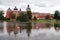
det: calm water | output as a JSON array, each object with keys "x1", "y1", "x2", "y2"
[{"x1": 0, "y1": 21, "x2": 60, "y2": 40}]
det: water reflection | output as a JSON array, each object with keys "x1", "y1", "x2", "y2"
[
  {"x1": 6, "y1": 22, "x2": 55, "y2": 37},
  {"x1": 7, "y1": 22, "x2": 19, "y2": 36},
  {"x1": 26, "y1": 23, "x2": 32, "y2": 37},
  {"x1": 54, "y1": 23, "x2": 60, "y2": 32},
  {"x1": 32, "y1": 23, "x2": 53, "y2": 29},
  {"x1": 0, "y1": 22, "x2": 4, "y2": 33},
  {"x1": 0, "y1": 21, "x2": 60, "y2": 38}
]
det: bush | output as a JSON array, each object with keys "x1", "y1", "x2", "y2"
[{"x1": 33, "y1": 16, "x2": 37, "y2": 20}]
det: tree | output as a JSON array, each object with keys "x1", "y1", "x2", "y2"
[
  {"x1": 33, "y1": 16, "x2": 37, "y2": 20},
  {"x1": 27, "y1": 11, "x2": 32, "y2": 20},
  {"x1": 0, "y1": 10, "x2": 4, "y2": 20},
  {"x1": 45, "y1": 15, "x2": 50, "y2": 20},
  {"x1": 16, "y1": 16, "x2": 20, "y2": 21},
  {"x1": 20, "y1": 13, "x2": 29, "y2": 22},
  {"x1": 54, "y1": 10, "x2": 60, "y2": 20}
]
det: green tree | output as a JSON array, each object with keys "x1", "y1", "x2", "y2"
[
  {"x1": 54, "y1": 10, "x2": 60, "y2": 20},
  {"x1": 27, "y1": 11, "x2": 32, "y2": 20},
  {"x1": 16, "y1": 16, "x2": 20, "y2": 21},
  {"x1": 20, "y1": 13, "x2": 29, "y2": 22},
  {"x1": 33, "y1": 16, "x2": 37, "y2": 20},
  {"x1": 45, "y1": 15, "x2": 50, "y2": 20},
  {"x1": 0, "y1": 10, "x2": 4, "y2": 20}
]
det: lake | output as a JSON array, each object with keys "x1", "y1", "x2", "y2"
[{"x1": 0, "y1": 21, "x2": 60, "y2": 40}]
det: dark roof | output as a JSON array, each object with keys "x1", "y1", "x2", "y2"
[
  {"x1": 27, "y1": 4, "x2": 30, "y2": 9},
  {"x1": 8, "y1": 8, "x2": 11, "y2": 10},
  {"x1": 14, "y1": 6, "x2": 18, "y2": 10}
]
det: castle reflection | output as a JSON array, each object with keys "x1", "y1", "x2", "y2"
[
  {"x1": 0, "y1": 21, "x2": 60, "y2": 38},
  {"x1": 6, "y1": 22, "x2": 55, "y2": 37}
]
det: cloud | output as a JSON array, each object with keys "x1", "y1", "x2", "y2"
[{"x1": 0, "y1": 0, "x2": 60, "y2": 14}]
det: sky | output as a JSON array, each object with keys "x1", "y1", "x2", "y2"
[{"x1": 0, "y1": 0, "x2": 60, "y2": 14}]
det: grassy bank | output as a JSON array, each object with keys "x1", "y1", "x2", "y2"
[
  {"x1": 4, "y1": 19, "x2": 60, "y2": 24},
  {"x1": 32, "y1": 19, "x2": 55, "y2": 23}
]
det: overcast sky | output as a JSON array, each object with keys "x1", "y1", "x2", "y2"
[{"x1": 0, "y1": 0, "x2": 60, "y2": 14}]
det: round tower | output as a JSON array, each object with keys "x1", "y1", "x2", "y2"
[
  {"x1": 26, "y1": 4, "x2": 31, "y2": 11},
  {"x1": 6, "y1": 8, "x2": 11, "y2": 19}
]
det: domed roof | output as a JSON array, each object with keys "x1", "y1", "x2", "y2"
[
  {"x1": 27, "y1": 4, "x2": 30, "y2": 9},
  {"x1": 14, "y1": 6, "x2": 18, "y2": 10},
  {"x1": 26, "y1": 4, "x2": 31, "y2": 11},
  {"x1": 27, "y1": 4, "x2": 29, "y2": 8},
  {"x1": 8, "y1": 8, "x2": 11, "y2": 10}
]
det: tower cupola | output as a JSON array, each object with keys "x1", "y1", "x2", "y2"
[
  {"x1": 26, "y1": 4, "x2": 31, "y2": 11},
  {"x1": 14, "y1": 6, "x2": 18, "y2": 10}
]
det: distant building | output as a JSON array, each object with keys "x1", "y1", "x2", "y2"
[
  {"x1": 32, "y1": 12, "x2": 54, "y2": 20},
  {"x1": 6, "y1": 5, "x2": 54, "y2": 20},
  {"x1": 6, "y1": 6, "x2": 21, "y2": 20}
]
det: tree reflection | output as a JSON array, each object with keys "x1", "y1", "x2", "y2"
[
  {"x1": 19, "y1": 22, "x2": 32, "y2": 37},
  {"x1": 54, "y1": 23, "x2": 60, "y2": 32},
  {"x1": 26, "y1": 22, "x2": 32, "y2": 38},
  {"x1": 0, "y1": 22, "x2": 4, "y2": 33},
  {"x1": 45, "y1": 23, "x2": 51, "y2": 28},
  {"x1": 19, "y1": 23, "x2": 27, "y2": 33},
  {"x1": 0, "y1": 27, "x2": 3, "y2": 32}
]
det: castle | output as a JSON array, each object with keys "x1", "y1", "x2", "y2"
[
  {"x1": 6, "y1": 5, "x2": 54, "y2": 20},
  {"x1": 6, "y1": 5, "x2": 31, "y2": 20}
]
